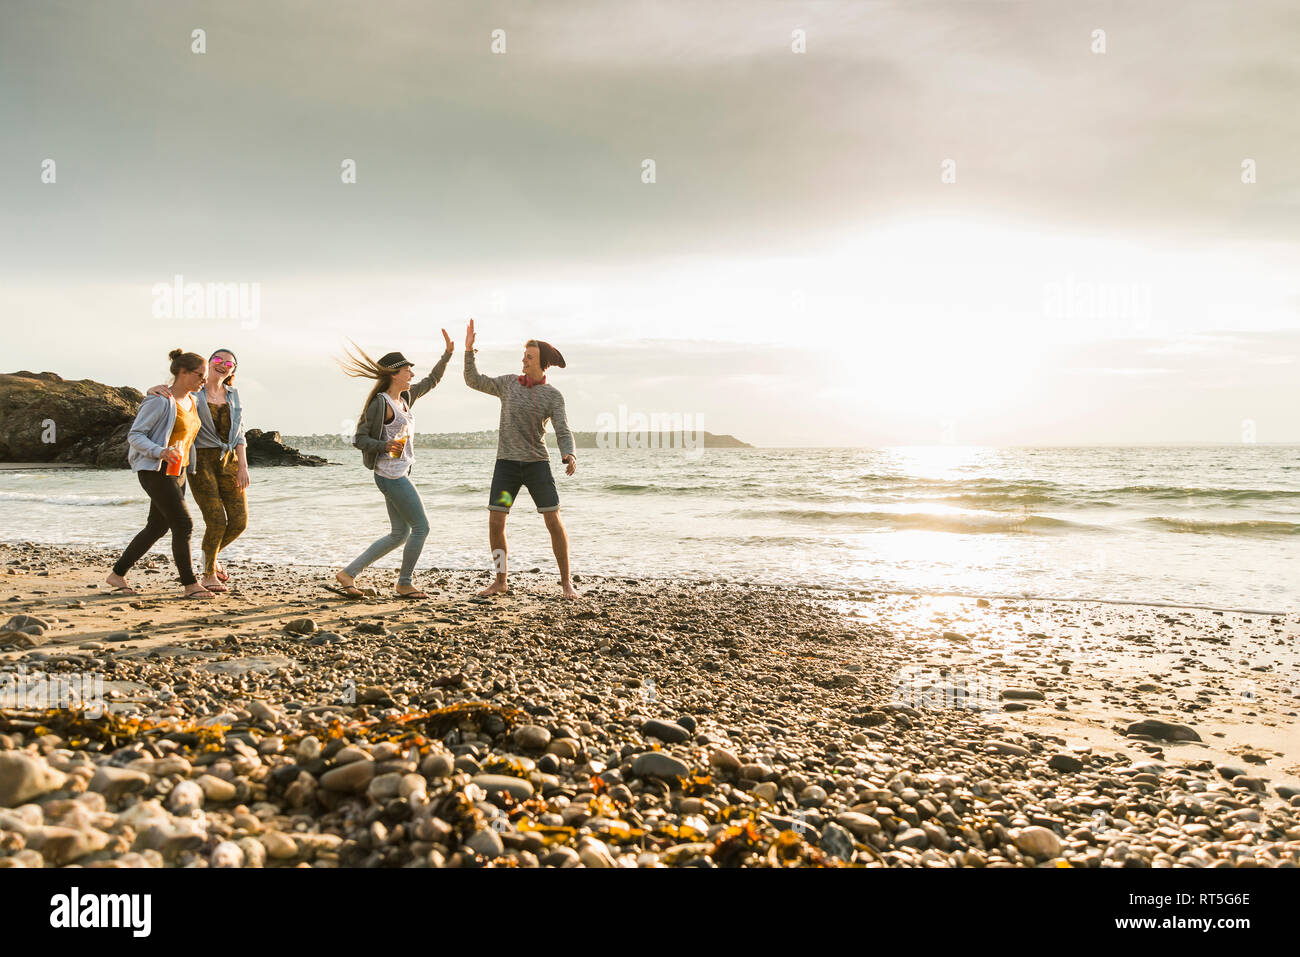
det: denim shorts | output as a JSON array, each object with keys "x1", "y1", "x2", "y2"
[{"x1": 489, "y1": 459, "x2": 559, "y2": 513}]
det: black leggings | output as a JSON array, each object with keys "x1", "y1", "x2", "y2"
[{"x1": 113, "y1": 470, "x2": 197, "y2": 586}]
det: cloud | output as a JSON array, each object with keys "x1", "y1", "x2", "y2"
[{"x1": 3, "y1": 0, "x2": 1298, "y2": 278}]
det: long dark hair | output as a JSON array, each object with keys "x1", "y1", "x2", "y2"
[
  {"x1": 210, "y1": 349, "x2": 237, "y2": 388},
  {"x1": 337, "y1": 340, "x2": 396, "y2": 420}
]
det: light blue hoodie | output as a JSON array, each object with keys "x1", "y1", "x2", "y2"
[{"x1": 125, "y1": 393, "x2": 184, "y2": 472}]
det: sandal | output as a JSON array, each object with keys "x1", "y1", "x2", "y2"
[
  {"x1": 107, "y1": 585, "x2": 140, "y2": 596},
  {"x1": 396, "y1": 590, "x2": 429, "y2": 600},
  {"x1": 181, "y1": 587, "x2": 215, "y2": 600},
  {"x1": 215, "y1": 565, "x2": 230, "y2": 583},
  {"x1": 324, "y1": 583, "x2": 366, "y2": 599}
]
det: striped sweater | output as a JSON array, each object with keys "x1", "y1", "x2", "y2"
[{"x1": 464, "y1": 350, "x2": 576, "y2": 462}]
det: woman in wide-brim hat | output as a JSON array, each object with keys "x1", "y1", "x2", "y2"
[{"x1": 329, "y1": 331, "x2": 454, "y2": 600}]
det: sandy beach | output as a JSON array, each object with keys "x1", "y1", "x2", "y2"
[{"x1": 1, "y1": 540, "x2": 1297, "y2": 868}]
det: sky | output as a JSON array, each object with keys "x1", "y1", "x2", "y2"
[{"x1": 1, "y1": 0, "x2": 1297, "y2": 446}]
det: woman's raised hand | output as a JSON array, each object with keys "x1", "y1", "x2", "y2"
[
  {"x1": 465, "y1": 318, "x2": 476, "y2": 352},
  {"x1": 441, "y1": 328, "x2": 455, "y2": 355}
]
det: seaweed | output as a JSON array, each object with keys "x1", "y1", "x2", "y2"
[
  {"x1": 0, "y1": 707, "x2": 228, "y2": 751},
  {"x1": 710, "y1": 820, "x2": 764, "y2": 867},
  {"x1": 681, "y1": 772, "x2": 713, "y2": 797},
  {"x1": 515, "y1": 819, "x2": 578, "y2": 846},
  {"x1": 768, "y1": 828, "x2": 835, "y2": 868},
  {"x1": 480, "y1": 755, "x2": 535, "y2": 776},
  {"x1": 0, "y1": 699, "x2": 526, "y2": 757}
]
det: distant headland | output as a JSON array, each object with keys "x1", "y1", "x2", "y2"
[{"x1": 280, "y1": 431, "x2": 754, "y2": 451}]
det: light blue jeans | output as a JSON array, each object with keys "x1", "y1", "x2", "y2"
[{"x1": 344, "y1": 473, "x2": 430, "y2": 586}]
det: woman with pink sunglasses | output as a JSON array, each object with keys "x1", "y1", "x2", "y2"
[{"x1": 146, "y1": 349, "x2": 249, "y2": 590}]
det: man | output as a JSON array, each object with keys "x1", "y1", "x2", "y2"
[{"x1": 464, "y1": 318, "x2": 580, "y2": 599}]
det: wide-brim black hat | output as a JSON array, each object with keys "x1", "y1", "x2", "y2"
[{"x1": 377, "y1": 351, "x2": 414, "y2": 370}]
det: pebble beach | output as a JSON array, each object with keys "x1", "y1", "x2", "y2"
[{"x1": 2, "y1": 541, "x2": 1298, "y2": 868}]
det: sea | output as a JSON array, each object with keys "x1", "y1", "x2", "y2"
[{"x1": 1, "y1": 446, "x2": 1297, "y2": 612}]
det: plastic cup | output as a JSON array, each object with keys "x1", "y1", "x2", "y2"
[{"x1": 165, "y1": 445, "x2": 183, "y2": 476}]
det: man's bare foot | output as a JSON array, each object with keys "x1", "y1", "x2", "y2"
[
  {"x1": 478, "y1": 578, "x2": 510, "y2": 597},
  {"x1": 182, "y1": 584, "x2": 215, "y2": 599},
  {"x1": 396, "y1": 585, "x2": 429, "y2": 599},
  {"x1": 105, "y1": 572, "x2": 139, "y2": 595},
  {"x1": 560, "y1": 581, "x2": 581, "y2": 600},
  {"x1": 201, "y1": 574, "x2": 227, "y2": 592}
]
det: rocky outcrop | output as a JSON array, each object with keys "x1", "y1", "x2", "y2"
[
  {"x1": 0, "y1": 371, "x2": 327, "y2": 468},
  {"x1": 243, "y1": 430, "x2": 328, "y2": 467},
  {"x1": 0, "y1": 372, "x2": 140, "y2": 467}
]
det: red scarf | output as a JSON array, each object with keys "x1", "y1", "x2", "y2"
[{"x1": 518, "y1": 374, "x2": 546, "y2": 387}]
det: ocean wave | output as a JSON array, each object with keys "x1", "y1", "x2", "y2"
[
  {"x1": 679, "y1": 534, "x2": 830, "y2": 546},
  {"x1": 1102, "y1": 485, "x2": 1300, "y2": 503},
  {"x1": 0, "y1": 491, "x2": 143, "y2": 507},
  {"x1": 602, "y1": 481, "x2": 761, "y2": 494},
  {"x1": 751, "y1": 508, "x2": 1086, "y2": 534},
  {"x1": 931, "y1": 492, "x2": 1057, "y2": 509},
  {"x1": 858, "y1": 477, "x2": 1300, "y2": 509},
  {"x1": 1142, "y1": 517, "x2": 1300, "y2": 537}
]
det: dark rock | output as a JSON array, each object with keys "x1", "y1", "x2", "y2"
[
  {"x1": 1124, "y1": 719, "x2": 1200, "y2": 742},
  {"x1": 631, "y1": 752, "x2": 689, "y2": 780},
  {"x1": 242, "y1": 429, "x2": 328, "y2": 468},
  {"x1": 641, "y1": 719, "x2": 690, "y2": 744},
  {"x1": 820, "y1": 821, "x2": 855, "y2": 861},
  {"x1": 1001, "y1": 688, "x2": 1045, "y2": 701},
  {"x1": 1048, "y1": 754, "x2": 1084, "y2": 773}
]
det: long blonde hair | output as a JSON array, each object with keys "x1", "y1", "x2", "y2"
[{"x1": 337, "y1": 340, "x2": 396, "y2": 421}]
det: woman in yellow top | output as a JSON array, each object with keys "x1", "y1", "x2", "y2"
[{"x1": 105, "y1": 349, "x2": 214, "y2": 599}]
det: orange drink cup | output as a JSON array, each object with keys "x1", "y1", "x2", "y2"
[
  {"x1": 165, "y1": 445, "x2": 183, "y2": 476},
  {"x1": 390, "y1": 434, "x2": 407, "y2": 458}
]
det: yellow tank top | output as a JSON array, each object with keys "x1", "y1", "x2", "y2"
[{"x1": 166, "y1": 395, "x2": 201, "y2": 467}]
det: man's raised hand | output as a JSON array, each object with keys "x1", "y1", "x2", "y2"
[
  {"x1": 441, "y1": 327, "x2": 454, "y2": 354},
  {"x1": 465, "y1": 318, "x2": 476, "y2": 352}
]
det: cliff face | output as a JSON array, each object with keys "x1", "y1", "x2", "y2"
[{"x1": 0, "y1": 371, "x2": 327, "y2": 468}]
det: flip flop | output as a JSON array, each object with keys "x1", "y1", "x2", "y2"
[
  {"x1": 215, "y1": 565, "x2": 230, "y2": 582},
  {"x1": 204, "y1": 582, "x2": 229, "y2": 593},
  {"x1": 180, "y1": 589, "x2": 215, "y2": 600},
  {"x1": 395, "y1": 590, "x2": 429, "y2": 600},
  {"x1": 107, "y1": 585, "x2": 140, "y2": 596},
  {"x1": 324, "y1": 583, "x2": 366, "y2": 599}
]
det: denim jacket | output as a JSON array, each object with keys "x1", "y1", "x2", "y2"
[{"x1": 192, "y1": 386, "x2": 246, "y2": 472}]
